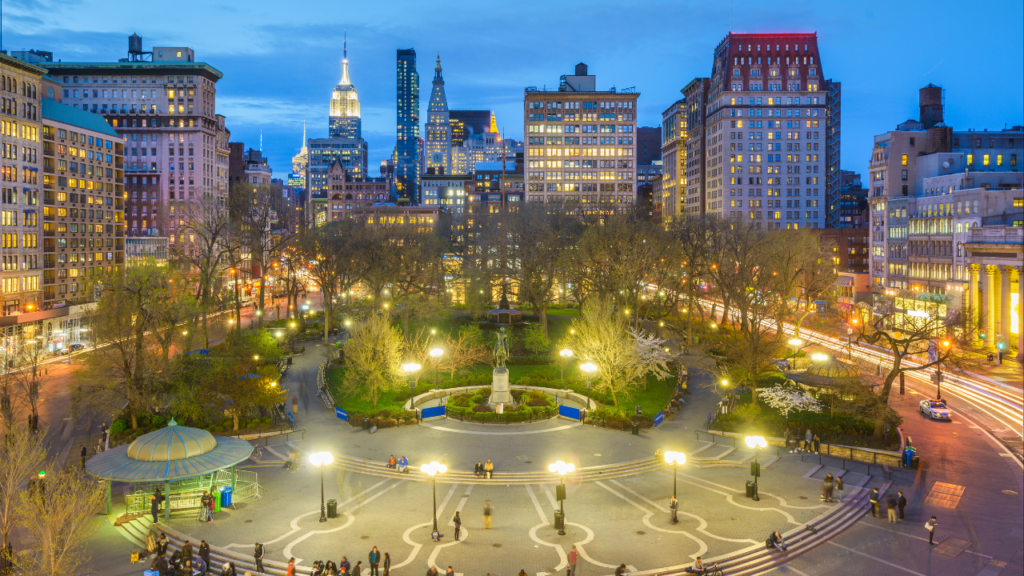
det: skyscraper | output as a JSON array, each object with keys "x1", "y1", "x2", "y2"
[
  {"x1": 329, "y1": 37, "x2": 361, "y2": 139},
  {"x1": 424, "y1": 55, "x2": 453, "y2": 176},
  {"x1": 396, "y1": 49, "x2": 420, "y2": 203}
]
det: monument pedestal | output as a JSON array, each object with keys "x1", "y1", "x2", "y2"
[{"x1": 489, "y1": 368, "x2": 512, "y2": 406}]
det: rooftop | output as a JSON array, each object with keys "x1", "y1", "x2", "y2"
[
  {"x1": 41, "y1": 61, "x2": 223, "y2": 80},
  {"x1": 41, "y1": 98, "x2": 120, "y2": 137}
]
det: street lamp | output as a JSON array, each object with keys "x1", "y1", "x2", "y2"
[
  {"x1": 420, "y1": 461, "x2": 448, "y2": 532},
  {"x1": 664, "y1": 451, "x2": 686, "y2": 497},
  {"x1": 745, "y1": 436, "x2": 767, "y2": 501},
  {"x1": 936, "y1": 339, "x2": 951, "y2": 399},
  {"x1": 559, "y1": 349, "x2": 573, "y2": 390},
  {"x1": 402, "y1": 363, "x2": 421, "y2": 390},
  {"x1": 580, "y1": 362, "x2": 597, "y2": 415},
  {"x1": 309, "y1": 451, "x2": 334, "y2": 522},
  {"x1": 811, "y1": 353, "x2": 828, "y2": 362},
  {"x1": 429, "y1": 348, "x2": 443, "y2": 390},
  {"x1": 548, "y1": 460, "x2": 575, "y2": 535}
]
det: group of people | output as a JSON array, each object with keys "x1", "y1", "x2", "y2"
[
  {"x1": 869, "y1": 488, "x2": 908, "y2": 523},
  {"x1": 145, "y1": 533, "x2": 211, "y2": 576},
  {"x1": 820, "y1": 473, "x2": 844, "y2": 503},
  {"x1": 473, "y1": 460, "x2": 495, "y2": 479},
  {"x1": 784, "y1": 428, "x2": 821, "y2": 454},
  {"x1": 385, "y1": 456, "x2": 409, "y2": 473},
  {"x1": 198, "y1": 491, "x2": 217, "y2": 522},
  {"x1": 295, "y1": 548, "x2": 389, "y2": 576}
]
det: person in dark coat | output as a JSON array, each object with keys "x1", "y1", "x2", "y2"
[
  {"x1": 897, "y1": 491, "x2": 907, "y2": 521},
  {"x1": 157, "y1": 533, "x2": 170, "y2": 557},
  {"x1": 182, "y1": 541, "x2": 194, "y2": 562},
  {"x1": 339, "y1": 556, "x2": 351, "y2": 574},
  {"x1": 325, "y1": 561, "x2": 338, "y2": 576},
  {"x1": 382, "y1": 553, "x2": 390, "y2": 576},
  {"x1": 886, "y1": 494, "x2": 898, "y2": 523},
  {"x1": 474, "y1": 462, "x2": 484, "y2": 477},
  {"x1": 869, "y1": 488, "x2": 880, "y2": 517},
  {"x1": 352, "y1": 561, "x2": 362, "y2": 576},
  {"x1": 152, "y1": 489, "x2": 163, "y2": 523},
  {"x1": 453, "y1": 511, "x2": 462, "y2": 541},
  {"x1": 198, "y1": 541, "x2": 211, "y2": 573},
  {"x1": 614, "y1": 564, "x2": 627, "y2": 576},
  {"x1": 369, "y1": 547, "x2": 381, "y2": 576},
  {"x1": 254, "y1": 543, "x2": 265, "y2": 575},
  {"x1": 444, "y1": 567, "x2": 454, "y2": 576},
  {"x1": 425, "y1": 567, "x2": 438, "y2": 576}
]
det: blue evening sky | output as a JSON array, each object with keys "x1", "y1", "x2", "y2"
[{"x1": 5, "y1": 0, "x2": 1022, "y2": 183}]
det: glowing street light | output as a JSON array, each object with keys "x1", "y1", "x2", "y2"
[
  {"x1": 811, "y1": 353, "x2": 828, "y2": 362},
  {"x1": 745, "y1": 436, "x2": 767, "y2": 501},
  {"x1": 664, "y1": 451, "x2": 686, "y2": 498},
  {"x1": 580, "y1": 362, "x2": 597, "y2": 415},
  {"x1": 788, "y1": 338, "x2": 803, "y2": 347},
  {"x1": 309, "y1": 452, "x2": 334, "y2": 522},
  {"x1": 402, "y1": 362, "x2": 421, "y2": 390},
  {"x1": 559, "y1": 349, "x2": 573, "y2": 390},
  {"x1": 548, "y1": 460, "x2": 575, "y2": 535},
  {"x1": 420, "y1": 461, "x2": 448, "y2": 532},
  {"x1": 429, "y1": 348, "x2": 444, "y2": 390}
]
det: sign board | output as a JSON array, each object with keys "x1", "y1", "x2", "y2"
[
  {"x1": 928, "y1": 341, "x2": 938, "y2": 363},
  {"x1": 558, "y1": 405, "x2": 581, "y2": 421},
  {"x1": 335, "y1": 407, "x2": 348, "y2": 421},
  {"x1": 287, "y1": 410, "x2": 295, "y2": 426},
  {"x1": 653, "y1": 411, "x2": 665, "y2": 427},
  {"x1": 421, "y1": 405, "x2": 446, "y2": 420}
]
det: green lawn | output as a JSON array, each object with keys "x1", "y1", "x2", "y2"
[
  {"x1": 545, "y1": 309, "x2": 580, "y2": 317},
  {"x1": 325, "y1": 367, "x2": 414, "y2": 415}
]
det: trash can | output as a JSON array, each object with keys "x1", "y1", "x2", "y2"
[
  {"x1": 362, "y1": 418, "x2": 371, "y2": 431},
  {"x1": 745, "y1": 481, "x2": 755, "y2": 498},
  {"x1": 553, "y1": 511, "x2": 565, "y2": 531},
  {"x1": 327, "y1": 499, "x2": 338, "y2": 518},
  {"x1": 220, "y1": 486, "x2": 232, "y2": 508},
  {"x1": 902, "y1": 446, "x2": 916, "y2": 467},
  {"x1": 910, "y1": 456, "x2": 920, "y2": 470},
  {"x1": 212, "y1": 488, "x2": 222, "y2": 513},
  {"x1": 287, "y1": 356, "x2": 293, "y2": 365},
  {"x1": 631, "y1": 421, "x2": 640, "y2": 436}
]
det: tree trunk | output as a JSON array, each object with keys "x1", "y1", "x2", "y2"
[
  {"x1": 257, "y1": 265, "x2": 267, "y2": 329},
  {"x1": 873, "y1": 365, "x2": 901, "y2": 437},
  {"x1": 720, "y1": 294, "x2": 732, "y2": 326},
  {"x1": 130, "y1": 410, "x2": 138, "y2": 431},
  {"x1": 232, "y1": 411, "x2": 239, "y2": 432},
  {"x1": 403, "y1": 308, "x2": 411, "y2": 345},
  {"x1": 538, "y1": 303, "x2": 549, "y2": 339},
  {"x1": 322, "y1": 298, "x2": 332, "y2": 345},
  {"x1": 610, "y1": 384, "x2": 619, "y2": 409}
]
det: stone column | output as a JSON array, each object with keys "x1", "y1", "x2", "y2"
[
  {"x1": 1000, "y1": 266, "x2": 1012, "y2": 354},
  {"x1": 1017, "y1": 267, "x2": 1024, "y2": 363},
  {"x1": 968, "y1": 264, "x2": 980, "y2": 346},
  {"x1": 984, "y1": 265, "x2": 997, "y2": 352}
]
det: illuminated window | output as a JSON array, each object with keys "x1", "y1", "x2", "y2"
[
  {"x1": 901, "y1": 154, "x2": 907, "y2": 166},
  {"x1": 983, "y1": 154, "x2": 990, "y2": 166}
]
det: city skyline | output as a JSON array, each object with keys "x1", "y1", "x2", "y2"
[{"x1": 4, "y1": 0, "x2": 1021, "y2": 181}]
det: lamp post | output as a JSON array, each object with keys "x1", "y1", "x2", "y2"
[
  {"x1": 429, "y1": 348, "x2": 443, "y2": 390},
  {"x1": 402, "y1": 363, "x2": 421, "y2": 390},
  {"x1": 559, "y1": 349, "x2": 573, "y2": 390},
  {"x1": 664, "y1": 451, "x2": 686, "y2": 497},
  {"x1": 745, "y1": 436, "x2": 766, "y2": 501},
  {"x1": 309, "y1": 452, "x2": 334, "y2": 522},
  {"x1": 548, "y1": 460, "x2": 575, "y2": 535},
  {"x1": 420, "y1": 461, "x2": 448, "y2": 532},
  {"x1": 580, "y1": 363, "x2": 597, "y2": 416},
  {"x1": 936, "y1": 339, "x2": 950, "y2": 399}
]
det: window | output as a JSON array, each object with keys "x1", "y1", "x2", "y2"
[{"x1": 901, "y1": 154, "x2": 907, "y2": 166}]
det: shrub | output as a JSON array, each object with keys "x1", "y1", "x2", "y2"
[
  {"x1": 110, "y1": 419, "x2": 128, "y2": 437},
  {"x1": 471, "y1": 404, "x2": 493, "y2": 413},
  {"x1": 526, "y1": 399, "x2": 550, "y2": 407},
  {"x1": 150, "y1": 415, "x2": 166, "y2": 427}
]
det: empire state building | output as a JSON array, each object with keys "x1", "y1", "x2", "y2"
[{"x1": 329, "y1": 38, "x2": 361, "y2": 139}]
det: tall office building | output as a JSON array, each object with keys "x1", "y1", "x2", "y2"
[
  {"x1": 637, "y1": 127, "x2": 662, "y2": 165},
  {"x1": 682, "y1": 78, "x2": 709, "y2": 216},
  {"x1": 329, "y1": 39, "x2": 361, "y2": 139},
  {"x1": 42, "y1": 36, "x2": 226, "y2": 242},
  {"x1": 695, "y1": 33, "x2": 841, "y2": 229},
  {"x1": 396, "y1": 49, "x2": 420, "y2": 203},
  {"x1": 424, "y1": 56, "x2": 453, "y2": 176},
  {"x1": 523, "y1": 63, "x2": 639, "y2": 208},
  {"x1": 658, "y1": 99, "x2": 686, "y2": 225}
]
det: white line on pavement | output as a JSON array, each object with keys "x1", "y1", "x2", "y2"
[
  {"x1": 524, "y1": 485, "x2": 569, "y2": 576},
  {"x1": 421, "y1": 423, "x2": 582, "y2": 435},
  {"x1": 956, "y1": 412, "x2": 1024, "y2": 470},
  {"x1": 826, "y1": 541, "x2": 927, "y2": 576},
  {"x1": 393, "y1": 483, "x2": 460, "y2": 571},
  {"x1": 596, "y1": 481, "x2": 708, "y2": 559},
  {"x1": 857, "y1": 521, "x2": 992, "y2": 558},
  {"x1": 610, "y1": 480, "x2": 758, "y2": 545}
]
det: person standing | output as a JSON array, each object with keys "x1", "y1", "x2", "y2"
[
  {"x1": 352, "y1": 561, "x2": 362, "y2": 576},
  {"x1": 340, "y1": 556, "x2": 351, "y2": 574},
  {"x1": 897, "y1": 491, "x2": 907, "y2": 521},
  {"x1": 567, "y1": 545, "x2": 578, "y2": 576},
  {"x1": 151, "y1": 489, "x2": 163, "y2": 524},
  {"x1": 669, "y1": 495, "x2": 679, "y2": 524},
  {"x1": 812, "y1": 434, "x2": 821, "y2": 454},
  {"x1": 452, "y1": 511, "x2": 462, "y2": 541},
  {"x1": 804, "y1": 429, "x2": 813, "y2": 452},
  {"x1": 821, "y1": 473, "x2": 834, "y2": 502},
  {"x1": 886, "y1": 495, "x2": 898, "y2": 523},
  {"x1": 199, "y1": 492, "x2": 209, "y2": 522},
  {"x1": 182, "y1": 541, "x2": 194, "y2": 563},
  {"x1": 869, "y1": 488, "x2": 880, "y2": 518},
  {"x1": 199, "y1": 541, "x2": 211, "y2": 573},
  {"x1": 80, "y1": 445, "x2": 88, "y2": 469},
  {"x1": 483, "y1": 501, "x2": 493, "y2": 529},
  {"x1": 369, "y1": 547, "x2": 380, "y2": 576},
  {"x1": 254, "y1": 543, "x2": 265, "y2": 575},
  {"x1": 834, "y1": 476, "x2": 844, "y2": 503},
  {"x1": 925, "y1": 516, "x2": 938, "y2": 545},
  {"x1": 287, "y1": 558, "x2": 296, "y2": 576},
  {"x1": 157, "y1": 533, "x2": 169, "y2": 557},
  {"x1": 382, "y1": 553, "x2": 390, "y2": 576},
  {"x1": 784, "y1": 428, "x2": 792, "y2": 452}
]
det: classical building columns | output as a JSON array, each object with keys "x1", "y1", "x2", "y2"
[
  {"x1": 1000, "y1": 266, "x2": 1012, "y2": 352},
  {"x1": 983, "y1": 265, "x2": 997, "y2": 353},
  {"x1": 1017, "y1": 267, "x2": 1024, "y2": 363},
  {"x1": 968, "y1": 264, "x2": 980, "y2": 345}
]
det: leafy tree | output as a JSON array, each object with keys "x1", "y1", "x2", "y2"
[
  {"x1": 522, "y1": 323, "x2": 551, "y2": 355},
  {"x1": 14, "y1": 463, "x2": 105, "y2": 576},
  {"x1": 0, "y1": 425, "x2": 46, "y2": 566},
  {"x1": 342, "y1": 312, "x2": 404, "y2": 411},
  {"x1": 206, "y1": 357, "x2": 283, "y2": 431},
  {"x1": 759, "y1": 384, "x2": 823, "y2": 423}
]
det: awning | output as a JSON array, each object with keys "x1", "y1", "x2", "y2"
[{"x1": 835, "y1": 275, "x2": 854, "y2": 287}]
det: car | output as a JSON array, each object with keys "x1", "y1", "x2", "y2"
[
  {"x1": 919, "y1": 399, "x2": 951, "y2": 420},
  {"x1": 59, "y1": 343, "x2": 86, "y2": 355}
]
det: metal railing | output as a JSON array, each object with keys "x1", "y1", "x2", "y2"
[{"x1": 317, "y1": 360, "x2": 335, "y2": 409}]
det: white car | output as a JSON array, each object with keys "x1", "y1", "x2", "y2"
[{"x1": 919, "y1": 399, "x2": 951, "y2": 420}]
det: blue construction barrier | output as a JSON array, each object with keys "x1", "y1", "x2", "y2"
[
  {"x1": 335, "y1": 407, "x2": 348, "y2": 421},
  {"x1": 421, "y1": 405, "x2": 446, "y2": 419},
  {"x1": 654, "y1": 411, "x2": 665, "y2": 427},
  {"x1": 558, "y1": 405, "x2": 582, "y2": 421}
]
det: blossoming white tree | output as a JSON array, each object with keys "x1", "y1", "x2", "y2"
[{"x1": 759, "y1": 384, "x2": 823, "y2": 422}]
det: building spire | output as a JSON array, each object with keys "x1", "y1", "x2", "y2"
[
  {"x1": 340, "y1": 32, "x2": 351, "y2": 85},
  {"x1": 434, "y1": 54, "x2": 443, "y2": 81}
]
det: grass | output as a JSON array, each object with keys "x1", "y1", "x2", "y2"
[
  {"x1": 545, "y1": 309, "x2": 580, "y2": 317},
  {"x1": 325, "y1": 367, "x2": 415, "y2": 415}
]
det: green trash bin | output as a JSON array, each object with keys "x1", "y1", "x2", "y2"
[
  {"x1": 212, "y1": 488, "x2": 222, "y2": 514},
  {"x1": 327, "y1": 499, "x2": 338, "y2": 518}
]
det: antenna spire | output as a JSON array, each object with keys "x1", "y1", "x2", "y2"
[{"x1": 344, "y1": 30, "x2": 347, "y2": 59}]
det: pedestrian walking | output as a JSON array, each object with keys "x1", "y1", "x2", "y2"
[
  {"x1": 254, "y1": 543, "x2": 265, "y2": 575},
  {"x1": 80, "y1": 445, "x2": 88, "y2": 469},
  {"x1": 925, "y1": 516, "x2": 938, "y2": 545},
  {"x1": 452, "y1": 511, "x2": 462, "y2": 541},
  {"x1": 869, "y1": 488, "x2": 880, "y2": 518},
  {"x1": 803, "y1": 429, "x2": 813, "y2": 452},
  {"x1": 288, "y1": 558, "x2": 296, "y2": 576},
  {"x1": 669, "y1": 495, "x2": 679, "y2": 524},
  {"x1": 567, "y1": 545, "x2": 579, "y2": 576},
  {"x1": 208, "y1": 490, "x2": 216, "y2": 522},
  {"x1": 483, "y1": 500, "x2": 493, "y2": 529},
  {"x1": 784, "y1": 428, "x2": 792, "y2": 452},
  {"x1": 834, "y1": 476, "x2": 844, "y2": 503},
  {"x1": 352, "y1": 561, "x2": 362, "y2": 576},
  {"x1": 444, "y1": 567, "x2": 454, "y2": 576},
  {"x1": 897, "y1": 491, "x2": 907, "y2": 521},
  {"x1": 369, "y1": 547, "x2": 380, "y2": 576},
  {"x1": 812, "y1": 434, "x2": 821, "y2": 454},
  {"x1": 382, "y1": 553, "x2": 390, "y2": 576},
  {"x1": 886, "y1": 495, "x2": 898, "y2": 523}
]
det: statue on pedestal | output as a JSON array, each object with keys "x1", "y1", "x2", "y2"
[{"x1": 493, "y1": 327, "x2": 509, "y2": 371}]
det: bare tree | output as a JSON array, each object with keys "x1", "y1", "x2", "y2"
[
  {"x1": 173, "y1": 196, "x2": 232, "y2": 347},
  {"x1": 0, "y1": 424, "x2": 47, "y2": 564},
  {"x1": 296, "y1": 221, "x2": 360, "y2": 343}
]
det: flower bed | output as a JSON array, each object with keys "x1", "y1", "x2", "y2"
[{"x1": 443, "y1": 388, "x2": 558, "y2": 424}]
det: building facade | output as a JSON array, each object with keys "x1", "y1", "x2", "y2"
[
  {"x1": 324, "y1": 159, "x2": 390, "y2": 223},
  {"x1": 658, "y1": 99, "x2": 686, "y2": 226},
  {"x1": 637, "y1": 126, "x2": 661, "y2": 165},
  {"x1": 329, "y1": 40, "x2": 361, "y2": 139},
  {"x1": 838, "y1": 170, "x2": 868, "y2": 228},
  {"x1": 702, "y1": 33, "x2": 840, "y2": 229},
  {"x1": 396, "y1": 49, "x2": 420, "y2": 203},
  {"x1": 523, "y1": 63, "x2": 639, "y2": 210},
  {"x1": 682, "y1": 78, "x2": 709, "y2": 216},
  {"x1": 424, "y1": 56, "x2": 453, "y2": 176},
  {"x1": 0, "y1": 54, "x2": 44, "y2": 316},
  {"x1": 40, "y1": 98, "x2": 125, "y2": 308},
  {"x1": 41, "y1": 36, "x2": 225, "y2": 242}
]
